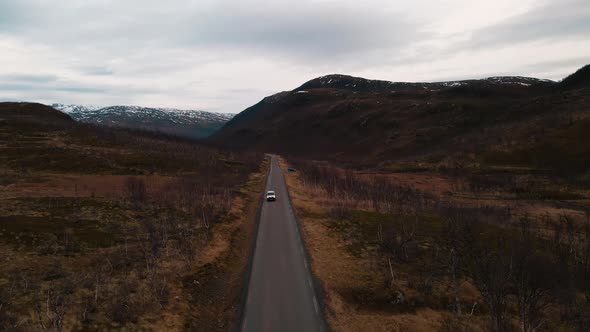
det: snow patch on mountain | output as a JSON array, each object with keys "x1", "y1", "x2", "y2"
[
  {"x1": 53, "y1": 104, "x2": 233, "y2": 123},
  {"x1": 51, "y1": 104, "x2": 235, "y2": 138},
  {"x1": 300, "y1": 74, "x2": 556, "y2": 93}
]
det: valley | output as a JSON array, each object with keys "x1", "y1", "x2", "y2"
[
  {"x1": 216, "y1": 65, "x2": 590, "y2": 331},
  {"x1": 2, "y1": 64, "x2": 590, "y2": 331},
  {"x1": 3, "y1": 1, "x2": 589, "y2": 331}
]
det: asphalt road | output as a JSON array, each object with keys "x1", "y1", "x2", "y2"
[{"x1": 241, "y1": 156, "x2": 324, "y2": 332}]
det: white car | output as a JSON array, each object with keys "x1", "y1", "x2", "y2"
[{"x1": 266, "y1": 191, "x2": 276, "y2": 201}]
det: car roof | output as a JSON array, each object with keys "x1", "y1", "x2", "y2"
[{"x1": 267, "y1": 191, "x2": 275, "y2": 194}]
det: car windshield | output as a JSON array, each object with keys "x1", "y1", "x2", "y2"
[{"x1": 267, "y1": 191, "x2": 275, "y2": 195}]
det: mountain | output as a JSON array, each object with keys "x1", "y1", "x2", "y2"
[
  {"x1": 294, "y1": 74, "x2": 554, "y2": 92},
  {"x1": 1, "y1": 102, "x2": 75, "y2": 127},
  {"x1": 559, "y1": 64, "x2": 590, "y2": 89},
  {"x1": 211, "y1": 65, "x2": 590, "y2": 172},
  {"x1": 52, "y1": 104, "x2": 234, "y2": 139}
]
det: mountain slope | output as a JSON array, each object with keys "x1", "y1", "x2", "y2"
[
  {"x1": 53, "y1": 104, "x2": 234, "y2": 139},
  {"x1": 1, "y1": 102, "x2": 75, "y2": 126},
  {"x1": 559, "y1": 64, "x2": 590, "y2": 89},
  {"x1": 212, "y1": 66, "x2": 590, "y2": 172}
]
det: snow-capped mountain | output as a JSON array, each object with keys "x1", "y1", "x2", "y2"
[
  {"x1": 52, "y1": 104, "x2": 234, "y2": 139},
  {"x1": 296, "y1": 74, "x2": 556, "y2": 92}
]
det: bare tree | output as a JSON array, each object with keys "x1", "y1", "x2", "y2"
[
  {"x1": 513, "y1": 252, "x2": 551, "y2": 332},
  {"x1": 381, "y1": 215, "x2": 417, "y2": 263},
  {"x1": 472, "y1": 251, "x2": 511, "y2": 332},
  {"x1": 583, "y1": 210, "x2": 590, "y2": 272},
  {"x1": 448, "y1": 248, "x2": 462, "y2": 316},
  {"x1": 512, "y1": 217, "x2": 551, "y2": 331},
  {"x1": 125, "y1": 177, "x2": 147, "y2": 205},
  {"x1": 0, "y1": 277, "x2": 24, "y2": 331},
  {"x1": 35, "y1": 288, "x2": 68, "y2": 332}
]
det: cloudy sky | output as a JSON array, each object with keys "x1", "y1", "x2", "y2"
[{"x1": 0, "y1": 0, "x2": 589, "y2": 113}]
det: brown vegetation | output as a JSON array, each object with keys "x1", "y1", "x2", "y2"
[
  {"x1": 0, "y1": 102, "x2": 266, "y2": 331},
  {"x1": 283, "y1": 158, "x2": 590, "y2": 331}
]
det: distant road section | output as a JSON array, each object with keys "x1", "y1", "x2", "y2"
[{"x1": 241, "y1": 156, "x2": 324, "y2": 332}]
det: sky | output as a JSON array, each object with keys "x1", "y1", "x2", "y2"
[{"x1": 0, "y1": 0, "x2": 589, "y2": 113}]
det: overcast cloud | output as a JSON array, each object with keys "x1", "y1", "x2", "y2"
[{"x1": 0, "y1": 0, "x2": 589, "y2": 113}]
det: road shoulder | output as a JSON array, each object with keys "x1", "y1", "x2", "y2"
[{"x1": 182, "y1": 157, "x2": 270, "y2": 331}]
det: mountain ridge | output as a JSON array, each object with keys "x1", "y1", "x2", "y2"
[
  {"x1": 211, "y1": 65, "x2": 590, "y2": 171},
  {"x1": 294, "y1": 73, "x2": 555, "y2": 92},
  {"x1": 52, "y1": 104, "x2": 234, "y2": 139}
]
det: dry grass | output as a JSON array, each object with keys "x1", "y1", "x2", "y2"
[
  {"x1": 0, "y1": 164, "x2": 267, "y2": 331},
  {"x1": 0, "y1": 174, "x2": 180, "y2": 200},
  {"x1": 0, "y1": 104, "x2": 266, "y2": 331},
  {"x1": 282, "y1": 157, "x2": 590, "y2": 332},
  {"x1": 280, "y1": 158, "x2": 486, "y2": 331},
  {"x1": 327, "y1": 164, "x2": 589, "y2": 232},
  {"x1": 180, "y1": 158, "x2": 269, "y2": 331}
]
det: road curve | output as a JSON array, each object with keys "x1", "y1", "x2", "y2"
[{"x1": 241, "y1": 156, "x2": 324, "y2": 332}]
